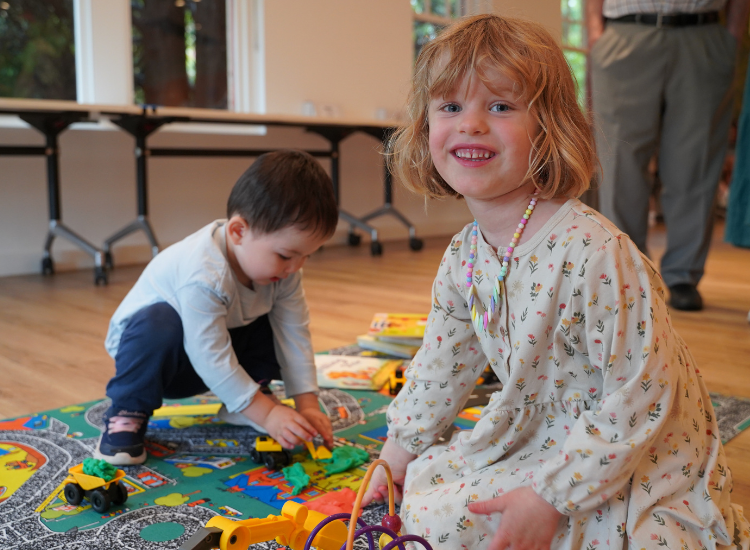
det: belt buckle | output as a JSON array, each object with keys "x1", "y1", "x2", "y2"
[{"x1": 656, "y1": 12, "x2": 663, "y2": 28}]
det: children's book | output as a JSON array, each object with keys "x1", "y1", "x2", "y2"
[
  {"x1": 368, "y1": 313, "x2": 428, "y2": 339},
  {"x1": 356, "y1": 335, "x2": 420, "y2": 359},
  {"x1": 314, "y1": 354, "x2": 403, "y2": 390}
]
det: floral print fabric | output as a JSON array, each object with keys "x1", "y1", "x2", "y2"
[{"x1": 387, "y1": 199, "x2": 749, "y2": 549}]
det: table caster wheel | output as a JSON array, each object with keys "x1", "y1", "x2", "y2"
[
  {"x1": 409, "y1": 238, "x2": 423, "y2": 251},
  {"x1": 348, "y1": 232, "x2": 361, "y2": 246},
  {"x1": 41, "y1": 257, "x2": 55, "y2": 276}
]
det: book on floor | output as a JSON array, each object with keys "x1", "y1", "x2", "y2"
[
  {"x1": 356, "y1": 334, "x2": 420, "y2": 359},
  {"x1": 368, "y1": 313, "x2": 428, "y2": 340},
  {"x1": 314, "y1": 354, "x2": 403, "y2": 391}
]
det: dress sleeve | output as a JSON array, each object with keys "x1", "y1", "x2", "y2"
[
  {"x1": 387, "y1": 241, "x2": 489, "y2": 455},
  {"x1": 534, "y1": 235, "x2": 680, "y2": 514},
  {"x1": 176, "y1": 283, "x2": 261, "y2": 413},
  {"x1": 267, "y1": 271, "x2": 318, "y2": 398}
]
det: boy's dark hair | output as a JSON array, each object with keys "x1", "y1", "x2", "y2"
[{"x1": 227, "y1": 150, "x2": 339, "y2": 238}]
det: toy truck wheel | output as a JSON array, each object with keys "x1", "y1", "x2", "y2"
[
  {"x1": 263, "y1": 453, "x2": 278, "y2": 470},
  {"x1": 90, "y1": 488, "x2": 111, "y2": 513},
  {"x1": 283, "y1": 450, "x2": 292, "y2": 466},
  {"x1": 250, "y1": 449, "x2": 261, "y2": 463},
  {"x1": 110, "y1": 481, "x2": 128, "y2": 506},
  {"x1": 64, "y1": 482, "x2": 83, "y2": 506}
]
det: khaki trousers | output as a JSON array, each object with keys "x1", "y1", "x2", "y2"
[{"x1": 591, "y1": 21, "x2": 735, "y2": 287}]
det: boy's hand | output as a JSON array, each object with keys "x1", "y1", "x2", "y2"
[
  {"x1": 263, "y1": 404, "x2": 317, "y2": 449},
  {"x1": 241, "y1": 391, "x2": 315, "y2": 449},
  {"x1": 467, "y1": 487, "x2": 563, "y2": 550},
  {"x1": 293, "y1": 392, "x2": 333, "y2": 448},
  {"x1": 298, "y1": 408, "x2": 333, "y2": 448},
  {"x1": 361, "y1": 438, "x2": 417, "y2": 506}
]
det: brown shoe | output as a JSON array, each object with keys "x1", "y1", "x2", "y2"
[{"x1": 668, "y1": 284, "x2": 703, "y2": 311}]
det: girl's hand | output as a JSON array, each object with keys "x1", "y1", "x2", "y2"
[
  {"x1": 467, "y1": 487, "x2": 563, "y2": 550},
  {"x1": 361, "y1": 439, "x2": 417, "y2": 506}
]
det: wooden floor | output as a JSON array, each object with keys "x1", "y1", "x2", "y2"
[{"x1": 1, "y1": 222, "x2": 749, "y2": 510}]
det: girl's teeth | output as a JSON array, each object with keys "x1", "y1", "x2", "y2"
[{"x1": 456, "y1": 150, "x2": 492, "y2": 159}]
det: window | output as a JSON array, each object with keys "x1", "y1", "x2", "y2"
[
  {"x1": 411, "y1": 0, "x2": 469, "y2": 59},
  {"x1": 132, "y1": 0, "x2": 228, "y2": 109},
  {"x1": 0, "y1": 0, "x2": 76, "y2": 100},
  {"x1": 561, "y1": 0, "x2": 587, "y2": 106}
]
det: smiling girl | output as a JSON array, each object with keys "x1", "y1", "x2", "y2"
[{"x1": 362, "y1": 14, "x2": 749, "y2": 550}]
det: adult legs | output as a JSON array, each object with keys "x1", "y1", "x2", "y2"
[
  {"x1": 591, "y1": 23, "x2": 668, "y2": 255},
  {"x1": 658, "y1": 24, "x2": 735, "y2": 290}
]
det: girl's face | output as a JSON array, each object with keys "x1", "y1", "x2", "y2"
[{"x1": 428, "y1": 69, "x2": 539, "y2": 206}]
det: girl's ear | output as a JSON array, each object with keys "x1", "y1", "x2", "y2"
[{"x1": 226, "y1": 215, "x2": 248, "y2": 245}]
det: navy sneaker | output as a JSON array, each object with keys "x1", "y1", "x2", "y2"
[{"x1": 94, "y1": 407, "x2": 149, "y2": 465}]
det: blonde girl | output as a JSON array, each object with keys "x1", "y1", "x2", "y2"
[{"x1": 363, "y1": 13, "x2": 748, "y2": 550}]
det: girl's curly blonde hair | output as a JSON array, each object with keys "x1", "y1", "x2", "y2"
[{"x1": 388, "y1": 13, "x2": 597, "y2": 200}]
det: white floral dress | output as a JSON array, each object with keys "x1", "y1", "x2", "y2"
[{"x1": 387, "y1": 199, "x2": 749, "y2": 549}]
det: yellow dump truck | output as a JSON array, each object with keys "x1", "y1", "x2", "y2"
[{"x1": 63, "y1": 463, "x2": 128, "y2": 513}]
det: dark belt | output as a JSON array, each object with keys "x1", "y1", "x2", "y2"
[{"x1": 606, "y1": 11, "x2": 720, "y2": 27}]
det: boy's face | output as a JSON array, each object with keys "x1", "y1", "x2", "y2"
[
  {"x1": 226, "y1": 217, "x2": 329, "y2": 287},
  {"x1": 427, "y1": 68, "x2": 539, "y2": 206}
]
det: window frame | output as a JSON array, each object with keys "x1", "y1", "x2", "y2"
[{"x1": 71, "y1": 0, "x2": 265, "y2": 113}]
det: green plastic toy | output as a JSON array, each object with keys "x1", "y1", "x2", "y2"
[
  {"x1": 281, "y1": 462, "x2": 311, "y2": 495},
  {"x1": 321, "y1": 446, "x2": 369, "y2": 475},
  {"x1": 82, "y1": 457, "x2": 118, "y2": 482}
]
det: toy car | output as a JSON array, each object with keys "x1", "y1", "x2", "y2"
[
  {"x1": 388, "y1": 367, "x2": 405, "y2": 396},
  {"x1": 250, "y1": 436, "x2": 292, "y2": 470},
  {"x1": 63, "y1": 463, "x2": 128, "y2": 513}
]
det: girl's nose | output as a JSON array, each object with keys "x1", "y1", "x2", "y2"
[{"x1": 458, "y1": 110, "x2": 488, "y2": 135}]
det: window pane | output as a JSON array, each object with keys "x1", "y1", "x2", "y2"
[
  {"x1": 561, "y1": 0, "x2": 584, "y2": 21},
  {"x1": 562, "y1": 21, "x2": 585, "y2": 49},
  {"x1": 132, "y1": 0, "x2": 227, "y2": 109},
  {"x1": 414, "y1": 20, "x2": 442, "y2": 60},
  {"x1": 450, "y1": 0, "x2": 465, "y2": 18},
  {"x1": 0, "y1": 0, "x2": 76, "y2": 100},
  {"x1": 431, "y1": 0, "x2": 449, "y2": 17},
  {"x1": 564, "y1": 49, "x2": 587, "y2": 107},
  {"x1": 411, "y1": 0, "x2": 425, "y2": 14}
]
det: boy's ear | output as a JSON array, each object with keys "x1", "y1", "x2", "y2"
[{"x1": 226, "y1": 215, "x2": 248, "y2": 245}]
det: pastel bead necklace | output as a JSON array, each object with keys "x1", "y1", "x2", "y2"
[{"x1": 467, "y1": 193, "x2": 538, "y2": 331}]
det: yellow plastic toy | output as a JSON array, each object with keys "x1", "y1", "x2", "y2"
[
  {"x1": 305, "y1": 440, "x2": 332, "y2": 460},
  {"x1": 179, "y1": 500, "x2": 347, "y2": 550},
  {"x1": 249, "y1": 436, "x2": 292, "y2": 470},
  {"x1": 63, "y1": 463, "x2": 128, "y2": 513}
]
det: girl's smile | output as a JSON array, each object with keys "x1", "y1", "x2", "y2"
[{"x1": 428, "y1": 69, "x2": 539, "y2": 206}]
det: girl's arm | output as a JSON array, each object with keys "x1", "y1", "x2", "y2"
[
  {"x1": 386, "y1": 237, "x2": 489, "y2": 456},
  {"x1": 534, "y1": 236, "x2": 680, "y2": 514}
]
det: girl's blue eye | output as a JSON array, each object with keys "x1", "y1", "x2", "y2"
[
  {"x1": 490, "y1": 103, "x2": 510, "y2": 112},
  {"x1": 442, "y1": 103, "x2": 461, "y2": 113}
]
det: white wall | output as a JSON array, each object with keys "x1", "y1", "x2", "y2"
[
  {"x1": 264, "y1": 0, "x2": 414, "y2": 120},
  {"x1": 0, "y1": 0, "x2": 565, "y2": 278},
  {"x1": 493, "y1": 0, "x2": 562, "y2": 40}
]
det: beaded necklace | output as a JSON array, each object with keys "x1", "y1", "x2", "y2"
[{"x1": 467, "y1": 194, "x2": 538, "y2": 331}]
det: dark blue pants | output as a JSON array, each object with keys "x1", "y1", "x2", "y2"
[{"x1": 106, "y1": 302, "x2": 281, "y2": 414}]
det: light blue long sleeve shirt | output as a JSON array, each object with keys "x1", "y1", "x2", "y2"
[{"x1": 105, "y1": 220, "x2": 318, "y2": 413}]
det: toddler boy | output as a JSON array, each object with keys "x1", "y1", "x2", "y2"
[{"x1": 96, "y1": 150, "x2": 338, "y2": 464}]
